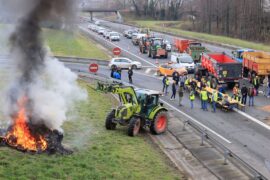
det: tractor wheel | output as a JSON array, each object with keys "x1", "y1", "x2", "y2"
[
  {"x1": 105, "y1": 110, "x2": 117, "y2": 130},
  {"x1": 128, "y1": 117, "x2": 141, "y2": 137},
  {"x1": 150, "y1": 111, "x2": 168, "y2": 135}
]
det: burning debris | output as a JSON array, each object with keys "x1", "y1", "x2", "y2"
[{"x1": 0, "y1": 0, "x2": 87, "y2": 154}]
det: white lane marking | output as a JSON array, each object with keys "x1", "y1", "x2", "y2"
[
  {"x1": 145, "y1": 68, "x2": 152, "y2": 74},
  {"x1": 80, "y1": 27, "x2": 157, "y2": 68},
  {"x1": 234, "y1": 108, "x2": 270, "y2": 130},
  {"x1": 161, "y1": 100, "x2": 232, "y2": 144}
]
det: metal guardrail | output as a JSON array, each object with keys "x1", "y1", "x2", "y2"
[
  {"x1": 181, "y1": 120, "x2": 267, "y2": 180},
  {"x1": 78, "y1": 72, "x2": 267, "y2": 180}
]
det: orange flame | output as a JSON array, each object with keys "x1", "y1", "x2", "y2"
[{"x1": 5, "y1": 97, "x2": 47, "y2": 152}]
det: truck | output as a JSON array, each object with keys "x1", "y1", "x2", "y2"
[
  {"x1": 186, "y1": 42, "x2": 206, "y2": 63},
  {"x1": 242, "y1": 51, "x2": 270, "y2": 79},
  {"x1": 148, "y1": 38, "x2": 168, "y2": 59},
  {"x1": 232, "y1": 49, "x2": 254, "y2": 63},
  {"x1": 195, "y1": 52, "x2": 242, "y2": 88},
  {"x1": 174, "y1": 39, "x2": 195, "y2": 53}
]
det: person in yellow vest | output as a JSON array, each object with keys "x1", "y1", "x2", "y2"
[
  {"x1": 206, "y1": 79, "x2": 211, "y2": 88},
  {"x1": 184, "y1": 77, "x2": 189, "y2": 91},
  {"x1": 189, "y1": 90, "x2": 195, "y2": 109},
  {"x1": 211, "y1": 90, "x2": 218, "y2": 113},
  {"x1": 200, "y1": 88, "x2": 208, "y2": 111},
  {"x1": 165, "y1": 77, "x2": 170, "y2": 95},
  {"x1": 233, "y1": 84, "x2": 239, "y2": 100}
]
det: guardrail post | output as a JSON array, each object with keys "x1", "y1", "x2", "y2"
[
  {"x1": 223, "y1": 150, "x2": 230, "y2": 165},
  {"x1": 200, "y1": 130, "x2": 207, "y2": 146},
  {"x1": 182, "y1": 120, "x2": 189, "y2": 131}
]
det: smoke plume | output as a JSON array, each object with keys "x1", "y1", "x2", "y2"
[{"x1": 3, "y1": 0, "x2": 87, "y2": 131}]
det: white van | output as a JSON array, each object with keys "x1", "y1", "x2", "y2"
[{"x1": 171, "y1": 52, "x2": 195, "y2": 73}]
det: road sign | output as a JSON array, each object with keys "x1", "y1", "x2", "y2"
[
  {"x1": 113, "y1": 47, "x2": 121, "y2": 56},
  {"x1": 89, "y1": 63, "x2": 99, "y2": 73}
]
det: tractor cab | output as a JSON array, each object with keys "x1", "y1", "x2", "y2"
[{"x1": 135, "y1": 88, "x2": 161, "y2": 117}]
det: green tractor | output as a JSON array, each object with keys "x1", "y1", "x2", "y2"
[
  {"x1": 148, "y1": 38, "x2": 168, "y2": 59},
  {"x1": 97, "y1": 82, "x2": 168, "y2": 136}
]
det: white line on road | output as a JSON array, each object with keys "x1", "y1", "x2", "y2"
[
  {"x1": 161, "y1": 100, "x2": 232, "y2": 144},
  {"x1": 234, "y1": 108, "x2": 270, "y2": 130}
]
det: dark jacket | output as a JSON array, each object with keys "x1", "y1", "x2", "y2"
[
  {"x1": 241, "y1": 86, "x2": 248, "y2": 96},
  {"x1": 162, "y1": 76, "x2": 166, "y2": 84},
  {"x1": 172, "y1": 83, "x2": 176, "y2": 92},
  {"x1": 128, "y1": 69, "x2": 133, "y2": 77}
]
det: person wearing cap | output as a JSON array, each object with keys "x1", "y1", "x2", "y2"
[{"x1": 211, "y1": 90, "x2": 218, "y2": 113}]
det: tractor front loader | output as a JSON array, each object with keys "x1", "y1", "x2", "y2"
[{"x1": 97, "y1": 81, "x2": 169, "y2": 137}]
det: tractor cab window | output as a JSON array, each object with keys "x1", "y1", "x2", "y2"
[
  {"x1": 146, "y1": 95, "x2": 158, "y2": 106},
  {"x1": 153, "y1": 40, "x2": 162, "y2": 46},
  {"x1": 124, "y1": 93, "x2": 136, "y2": 104}
]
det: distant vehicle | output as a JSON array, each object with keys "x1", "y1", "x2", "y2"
[
  {"x1": 124, "y1": 29, "x2": 138, "y2": 39},
  {"x1": 109, "y1": 57, "x2": 142, "y2": 70},
  {"x1": 132, "y1": 33, "x2": 147, "y2": 46},
  {"x1": 98, "y1": 28, "x2": 106, "y2": 35},
  {"x1": 148, "y1": 38, "x2": 168, "y2": 59},
  {"x1": 175, "y1": 39, "x2": 195, "y2": 53},
  {"x1": 186, "y1": 42, "x2": 206, "y2": 63},
  {"x1": 171, "y1": 52, "x2": 195, "y2": 73},
  {"x1": 94, "y1": 20, "x2": 100, "y2": 26},
  {"x1": 232, "y1": 49, "x2": 254, "y2": 63},
  {"x1": 97, "y1": 27, "x2": 105, "y2": 34},
  {"x1": 104, "y1": 30, "x2": 112, "y2": 39},
  {"x1": 109, "y1": 32, "x2": 120, "y2": 41},
  {"x1": 157, "y1": 63, "x2": 188, "y2": 76},
  {"x1": 163, "y1": 40, "x2": 172, "y2": 52}
]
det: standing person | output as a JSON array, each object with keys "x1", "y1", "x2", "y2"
[
  {"x1": 179, "y1": 75, "x2": 185, "y2": 88},
  {"x1": 171, "y1": 81, "x2": 177, "y2": 100},
  {"x1": 178, "y1": 85, "x2": 184, "y2": 106},
  {"x1": 165, "y1": 77, "x2": 170, "y2": 95},
  {"x1": 200, "y1": 88, "x2": 208, "y2": 111},
  {"x1": 162, "y1": 75, "x2": 167, "y2": 94},
  {"x1": 128, "y1": 67, "x2": 133, "y2": 84},
  {"x1": 241, "y1": 85, "x2": 248, "y2": 105},
  {"x1": 253, "y1": 76, "x2": 260, "y2": 96},
  {"x1": 189, "y1": 90, "x2": 195, "y2": 109},
  {"x1": 211, "y1": 90, "x2": 218, "y2": 113},
  {"x1": 263, "y1": 76, "x2": 268, "y2": 97},
  {"x1": 110, "y1": 67, "x2": 115, "y2": 78},
  {"x1": 172, "y1": 71, "x2": 180, "y2": 86},
  {"x1": 248, "y1": 85, "x2": 255, "y2": 106}
]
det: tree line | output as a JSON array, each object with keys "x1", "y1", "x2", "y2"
[{"x1": 108, "y1": 0, "x2": 270, "y2": 42}]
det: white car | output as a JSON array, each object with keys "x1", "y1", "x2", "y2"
[
  {"x1": 109, "y1": 32, "x2": 120, "y2": 41},
  {"x1": 109, "y1": 57, "x2": 142, "y2": 70},
  {"x1": 171, "y1": 52, "x2": 195, "y2": 73},
  {"x1": 164, "y1": 40, "x2": 172, "y2": 52}
]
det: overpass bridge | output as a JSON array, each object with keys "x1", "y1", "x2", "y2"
[{"x1": 81, "y1": 7, "x2": 122, "y2": 22}]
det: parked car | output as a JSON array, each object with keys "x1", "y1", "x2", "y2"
[
  {"x1": 109, "y1": 57, "x2": 142, "y2": 70},
  {"x1": 171, "y1": 52, "x2": 195, "y2": 73},
  {"x1": 109, "y1": 32, "x2": 120, "y2": 41},
  {"x1": 157, "y1": 63, "x2": 188, "y2": 76}
]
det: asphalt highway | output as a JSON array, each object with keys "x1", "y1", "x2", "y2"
[{"x1": 78, "y1": 20, "x2": 270, "y2": 177}]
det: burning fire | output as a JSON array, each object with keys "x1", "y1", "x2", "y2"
[{"x1": 5, "y1": 97, "x2": 47, "y2": 152}]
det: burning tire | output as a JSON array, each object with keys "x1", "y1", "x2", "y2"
[
  {"x1": 128, "y1": 117, "x2": 141, "y2": 136},
  {"x1": 150, "y1": 111, "x2": 168, "y2": 135},
  {"x1": 105, "y1": 110, "x2": 117, "y2": 130}
]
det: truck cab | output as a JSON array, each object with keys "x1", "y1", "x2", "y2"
[{"x1": 232, "y1": 49, "x2": 254, "y2": 63}]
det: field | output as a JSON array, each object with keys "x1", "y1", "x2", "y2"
[
  {"x1": 0, "y1": 81, "x2": 183, "y2": 179},
  {"x1": 125, "y1": 19, "x2": 270, "y2": 52}
]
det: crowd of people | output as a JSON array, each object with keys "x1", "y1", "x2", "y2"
[{"x1": 161, "y1": 72, "x2": 270, "y2": 112}]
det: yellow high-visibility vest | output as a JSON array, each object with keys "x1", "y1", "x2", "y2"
[
  {"x1": 201, "y1": 90, "x2": 208, "y2": 101},
  {"x1": 212, "y1": 92, "x2": 218, "y2": 102}
]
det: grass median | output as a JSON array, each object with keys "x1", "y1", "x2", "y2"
[
  {"x1": 0, "y1": 81, "x2": 183, "y2": 179},
  {"x1": 128, "y1": 20, "x2": 270, "y2": 52}
]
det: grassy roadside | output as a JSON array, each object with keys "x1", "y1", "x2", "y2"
[
  {"x1": 43, "y1": 29, "x2": 109, "y2": 60},
  {"x1": 0, "y1": 81, "x2": 183, "y2": 179},
  {"x1": 126, "y1": 20, "x2": 270, "y2": 52}
]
